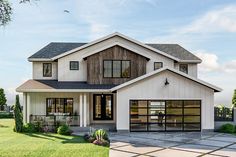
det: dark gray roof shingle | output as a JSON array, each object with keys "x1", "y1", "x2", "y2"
[
  {"x1": 36, "y1": 80, "x2": 116, "y2": 89},
  {"x1": 29, "y1": 42, "x2": 87, "y2": 59},
  {"x1": 29, "y1": 42, "x2": 201, "y2": 61},
  {"x1": 146, "y1": 44, "x2": 201, "y2": 61}
]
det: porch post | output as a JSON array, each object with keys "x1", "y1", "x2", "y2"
[
  {"x1": 79, "y1": 94, "x2": 83, "y2": 127},
  {"x1": 23, "y1": 93, "x2": 27, "y2": 123},
  {"x1": 83, "y1": 94, "x2": 87, "y2": 127},
  {"x1": 26, "y1": 93, "x2": 30, "y2": 123}
]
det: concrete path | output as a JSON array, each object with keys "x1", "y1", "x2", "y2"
[{"x1": 109, "y1": 132, "x2": 236, "y2": 157}]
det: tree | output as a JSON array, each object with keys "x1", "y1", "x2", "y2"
[
  {"x1": 0, "y1": 88, "x2": 7, "y2": 111},
  {"x1": 0, "y1": 0, "x2": 12, "y2": 26},
  {"x1": 232, "y1": 89, "x2": 236, "y2": 107},
  {"x1": 13, "y1": 95, "x2": 23, "y2": 132}
]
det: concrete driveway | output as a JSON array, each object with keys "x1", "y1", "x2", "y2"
[{"x1": 109, "y1": 132, "x2": 236, "y2": 157}]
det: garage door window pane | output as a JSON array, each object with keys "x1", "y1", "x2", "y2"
[
  {"x1": 166, "y1": 108, "x2": 182, "y2": 115},
  {"x1": 130, "y1": 116, "x2": 147, "y2": 123},
  {"x1": 148, "y1": 124, "x2": 165, "y2": 131},
  {"x1": 166, "y1": 123, "x2": 183, "y2": 130},
  {"x1": 130, "y1": 124, "x2": 147, "y2": 131},
  {"x1": 184, "y1": 116, "x2": 200, "y2": 123},
  {"x1": 166, "y1": 101, "x2": 182, "y2": 108},
  {"x1": 184, "y1": 101, "x2": 200, "y2": 107},
  {"x1": 184, "y1": 108, "x2": 200, "y2": 115},
  {"x1": 184, "y1": 123, "x2": 200, "y2": 131},
  {"x1": 166, "y1": 116, "x2": 183, "y2": 123}
]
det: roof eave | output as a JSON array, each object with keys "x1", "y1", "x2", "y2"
[
  {"x1": 178, "y1": 60, "x2": 202, "y2": 63},
  {"x1": 28, "y1": 58, "x2": 54, "y2": 62}
]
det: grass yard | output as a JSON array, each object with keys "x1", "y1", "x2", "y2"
[{"x1": 0, "y1": 119, "x2": 109, "y2": 157}]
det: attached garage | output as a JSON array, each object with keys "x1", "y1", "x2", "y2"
[
  {"x1": 112, "y1": 68, "x2": 221, "y2": 132},
  {"x1": 130, "y1": 100, "x2": 201, "y2": 132}
]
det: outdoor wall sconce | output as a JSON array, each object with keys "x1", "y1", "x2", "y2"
[{"x1": 165, "y1": 78, "x2": 169, "y2": 85}]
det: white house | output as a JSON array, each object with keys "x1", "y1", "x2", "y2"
[{"x1": 16, "y1": 32, "x2": 222, "y2": 132}]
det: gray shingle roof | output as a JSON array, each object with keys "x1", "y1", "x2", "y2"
[
  {"x1": 37, "y1": 80, "x2": 116, "y2": 89},
  {"x1": 146, "y1": 44, "x2": 201, "y2": 61},
  {"x1": 29, "y1": 42, "x2": 201, "y2": 61},
  {"x1": 29, "y1": 42, "x2": 87, "y2": 59}
]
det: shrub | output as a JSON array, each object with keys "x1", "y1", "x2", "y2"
[
  {"x1": 83, "y1": 133, "x2": 96, "y2": 143},
  {"x1": 0, "y1": 112, "x2": 13, "y2": 119},
  {"x1": 13, "y1": 95, "x2": 23, "y2": 132},
  {"x1": 57, "y1": 125, "x2": 72, "y2": 135},
  {"x1": 23, "y1": 123, "x2": 36, "y2": 133},
  {"x1": 94, "y1": 129, "x2": 109, "y2": 140},
  {"x1": 219, "y1": 123, "x2": 235, "y2": 133}
]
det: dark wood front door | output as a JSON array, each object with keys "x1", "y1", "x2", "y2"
[{"x1": 93, "y1": 94, "x2": 113, "y2": 120}]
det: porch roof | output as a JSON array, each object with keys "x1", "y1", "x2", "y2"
[{"x1": 16, "y1": 80, "x2": 116, "y2": 92}]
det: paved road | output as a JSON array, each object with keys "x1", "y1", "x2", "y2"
[{"x1": 109, "y1": 132, "x2": 236, "y2": 157}]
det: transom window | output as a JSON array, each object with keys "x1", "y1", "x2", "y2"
[
  {"x1": 179, "y1": 64, "x2": 188, "y2": 74},
  {"x1": 46, "y1": 98, "x2": 73, "y2": 115},
  {"x1": 70, "y1": 61, "x2": 79, "y2": 70},
  {"x1": 43, "y1": 63, "x2": 52, "y2": 77},
  {"x1": 154, "y1": 62, "x2": 163, "y2": 70},
  {"x1": 103, "y1": 60, "x2": 131, "y2": 78}
]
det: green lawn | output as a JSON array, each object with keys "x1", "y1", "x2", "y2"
[{"x1": 0, "y1": 119, "x2": 109, "y2": 157}]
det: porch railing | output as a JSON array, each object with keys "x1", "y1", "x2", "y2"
[
  {"x1": 30, "y1": 115, "x2": 80, "y2": 126},
  {"x1": 214, "y1": 107, "x2": 234, "y2": 121}
]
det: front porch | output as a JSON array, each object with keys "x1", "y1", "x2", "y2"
[{"x1": 23, "y1": 92, "x2": 116, "y2": 131}]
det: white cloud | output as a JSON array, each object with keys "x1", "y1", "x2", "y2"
[{"x1": 180, "y1": 5, "x2": 236, "y2": 34}]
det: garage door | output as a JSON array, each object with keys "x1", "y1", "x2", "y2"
[{"x1": 130, "y1": 100, "x2": 201, "y2": 132}]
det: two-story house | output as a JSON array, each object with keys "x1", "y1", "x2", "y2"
[{"x1": 16, "y1": 32, "x2": 222, "y2": 132}]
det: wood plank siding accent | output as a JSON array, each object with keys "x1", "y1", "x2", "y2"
[{"x1": 87, "y1": 45, "x2": 147, "y2": 84}]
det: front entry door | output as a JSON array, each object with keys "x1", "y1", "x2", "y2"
[{"x1": 93, "y1": 94, "x2": 113, "y2": 120}]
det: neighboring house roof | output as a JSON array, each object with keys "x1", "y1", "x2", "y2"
[
  {"x1": 28, "y1": 32, "x2": 201, "y2": 63},
  {"x1": 146, "y1": 44, "x2": 201, "y2": 62},
  {"x1": 111, "y1": 67, "x2": 222, "y2": 92},
  {"x1": 16, "y1": 80, "x2": 116, "y2": 92}
]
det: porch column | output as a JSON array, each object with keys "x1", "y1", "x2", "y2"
[
  {"x1": 83, "y1": 94, "x2": 87, "y2": 127},
  {"x1": 79, "y1": 94, "x2": 83, "y2": 127},
  {"x1": 23, "y1": 93, "x2": 27, "y2": 123},
  {"x1": 26, "y1": 93, "x2": 30, "y2": 123}
]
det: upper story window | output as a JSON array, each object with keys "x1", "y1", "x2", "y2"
[
  {"x1": 103, "y1": 60, "x2": 131, "y2": 78},
  {"x1": 43, "y1": 63, "x2": 52, "y2": 77},
  {"x1": 179, "y1": 64, "x2": 188, "y2": 74},
  {"x1": 154, "y1": 62, "x2": 163, "y2": 70},
  {"x1": 70, "y1": 61, "x2": 79, "y2": 70}
]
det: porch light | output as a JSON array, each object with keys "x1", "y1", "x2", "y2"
[{"x1": 165, "y1": 78, "x2": 169, "y2": 86}]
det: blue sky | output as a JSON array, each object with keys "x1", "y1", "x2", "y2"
[{"x1": 0, "y1": 0, "x2": 236, "y2": 106}]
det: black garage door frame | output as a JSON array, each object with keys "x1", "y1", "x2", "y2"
[{"x1": 129, "y1": 99, "x2": 201, "y2": 132}]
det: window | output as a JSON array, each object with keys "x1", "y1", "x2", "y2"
[
  {"x1": 43, "y1": 63, "x2": 52, "y2": 77},
  {"x1": 154, "y1": 62, "x2": 163, "y2": 70},
  {"x1": 103, "y1": 60, "x2": 130, "y2": 78},
  {"x1": 70, "y1": 61, "x2": 79, "y2": 70},
  {"x1": 179, "y1": 64, "x2": 188, "y2": 74},
  {"x1": 46, "y1": 98, "x2": 73, "y2": 115}
]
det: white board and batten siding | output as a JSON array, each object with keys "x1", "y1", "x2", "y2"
[
  {"x1": 32, "y1": 62, "x2": 58, "y2": 80},
  {"x1": 116, "y1": 70, "x2": 214, "y2": 131},
  {"x1": 174, "y1": 63, "x2": 198, "y2": 78}
]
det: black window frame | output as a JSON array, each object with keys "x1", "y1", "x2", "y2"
[
  {"x1": 46, "y1": 98, "x2": 73, "y2": 116},
  {"x1": 129, "y1": 100, "x2": 201, "y2": 132},
  {"x1": 154, "y1": 62, "x2": 163, "y2": 70},
  {"x1": 43, "y1": 63, "x2": 52, "y2": 77},
  {"x1": 103, "y1": 60, "x2": 131, "y2": 78},
  {"x1": 179, "y1": 64, "x2": 188, "y2": 74},
  {"x1": 70, "y1": 61, "x2": 79, "y2": 70}
]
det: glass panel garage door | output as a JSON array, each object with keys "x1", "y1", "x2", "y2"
[{"x1": 130, "y1": 100, "x2": 201, "y2": 132}]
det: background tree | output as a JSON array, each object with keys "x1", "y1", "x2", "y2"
[
  {"x1": 232, "y1": 89, "x2": 236, "y2": 107},
  {"x1": 0, "y1": 0, "x2": 12, "y2": 26},
  {"x1": 0, "y1": 88, "x2": 7, "y2": 111},
  {"x1": 13, "y1": 95, "x2": 23, "y2": 132}
]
